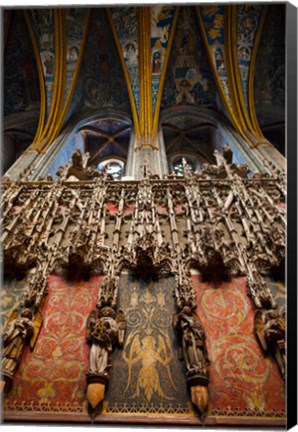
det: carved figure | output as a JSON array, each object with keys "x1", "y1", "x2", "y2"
[
  {"x1": 67, "y1": 149, "x2": 102, "y2": 180},
  {"x1": 255, "y1": 308, "x2": 286, "y2": 379},
  {"x1": 86, "y1": 304, "x2": 125, "y2": 410},
  {"x1": 173, "y1": 305, "x2": 210, "y2": 416},
  {"x1": 86, "y1": 306, "x2": 119, "y2": 378},
  {"x1": 173, "y1": 306, "x2": 210, "y2": 378},
  {"x1": 2, "y1": 308, "x2": 42, "y2": 390}
]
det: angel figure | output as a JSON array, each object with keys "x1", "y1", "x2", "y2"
[
  {"x1": 86, "y1": 306, "x2": 125, "y2": 379},
  {"x1": 254, "y1": 308, "x2": 286, "y2": 379},
  {"x1": 2, "y1": 308, "x2": 42, "y2": 386},
  {"x1": 122, "y1": 332, "x2": 175, "y2": 402}
]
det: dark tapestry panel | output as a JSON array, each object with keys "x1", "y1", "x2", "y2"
[{"x1": 105, "y1": 273, "x2": 192, "y2": 415}]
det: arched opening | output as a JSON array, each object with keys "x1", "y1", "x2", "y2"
[
  {"x1": 160, "y1": 108, "x2": 217, "y2": 175},
  {"x1": 97, "y1": 158, "x2": 125, "y2": 180}
]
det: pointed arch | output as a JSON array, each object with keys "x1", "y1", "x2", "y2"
[
  {"x1": 22, "y1": 10, "x2": 46, "y2": 143},
  {"x1": 248, "y1": 6, "x2": 269, "y2": 138}
]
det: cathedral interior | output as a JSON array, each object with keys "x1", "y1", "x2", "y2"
[{"x1": 1, "y1": 4, "x2": 287, "y2": 427}]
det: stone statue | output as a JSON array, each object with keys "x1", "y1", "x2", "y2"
[
  {"x1": 254, "y1": 308, "x2": 286, "y2": 379},
  {"x1": 2, "y1": 308, "x2": 42, "y2": 392},
  {"x1": 173, "y1": 305, "x2": 210, "y2": 416},
  {"x1": 173, "y1": 306, "x2": 210, "y2": 378},
  {"x1": 66, "y1": 149, "x2": 102, "y2": 181},
  {"x1": 86, "y1": 305, "x2": 125, "y2": 410},
  {"x1": 86, "y1": 306, "x2": 118, "y2": 378}
]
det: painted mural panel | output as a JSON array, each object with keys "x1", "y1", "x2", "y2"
[
  {"x1": 254, "y1": 5, "x2": 285, "y2": 124},
  {"x1": 105, "y1": 274, "x2": 192, "y2": 416},
  {"x1": 237, "y1": 5, "x2": 262, "y2": 107},
  {"x1": 72, "y1": 9, "x2": 130, "y2": 114},
  {"x1": 1, "y1": 276, "x2": 28, "y2": 334},
  {"x1": 4, "y1": 11, "x2": 40, "y2": 117},
  {"x1": 111, "y1": 7, "x2": 139, "y2": 112},
  {"x1": 191, "y1": 275, "x2": 285, "y2": 418},
  {"x1": 253, "y1": 4, "x2": 285, "y2": 153},
  {"x1": 29, "y1": 9, "x2": 55, "y2": 119},
  {"x1": 64, "y1": 9, "x2": 89, "y2": 105},
  {"x1": 4, "y1": 275, "x2": 102, "y2": 414},
  {"x1": 161, "y1": 7, "x2": 217, "y2": 110},
  {"x1": 265, "y1": 277, "x2": 285, "y2": 310},
  {"x1": 151, "y1": 6, "x2": 176, "y2": 112},
  {"x1": 199, "y1": 6, "x2": 232, "y2": 110}
]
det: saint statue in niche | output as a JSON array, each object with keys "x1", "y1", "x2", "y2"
[
  {"x1": 86, "y1": 305, "x2": 125, "y2": 381},
  {"x1": 173, "y1": 306, "x2": 210, "y2": 379},
  {"x1": 87, "y1": 308, "x2": 118, "y2": 376},
  {"x1": 2, "y1": 308, "x2": 42, "y2": 390}
]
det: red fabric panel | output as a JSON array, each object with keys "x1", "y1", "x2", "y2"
[
  {"x1": 191, "y1": 275, "x2": 285, "y2": 415},
  {"x1": 4, "y1": 274, "x2": 102, "y2": 411}
]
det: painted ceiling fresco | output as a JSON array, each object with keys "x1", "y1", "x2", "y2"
[
  {"x1": 64, "y1": 9, "x2": 89, "y2": 104},
  {"x1": 150, "y1": 6, "x2": 176, "y2": 113},
  {"x1": 4, "y1": 11, "x2": 40, "y2": 118},
  {"x1": 72, "y1": 9, "x2": 131, "y2": 116},
  {"x1": 111, "y1": 7, "x2": 139, "y2": 112},
  {"x1": 254, "y1": 5, "x2": 285, "y2": 123},
  {"x1": 237, "y1": 4, "x2": 262, "y2": 108},
  {"x1": 29, "y1": 9, "x2": 55, "y2": 119},
  {"x1": 3, "y1": 4, "x2": 286, "y2": 162},
  {"x1": 198, "y1": 5, "x2": 232, "y2": 110},
  {"x1": 161, "y1": 7, "x2": 217, "y2": 110},
  {"x1": 253, "y1": 4, "x2": 285, "y2": 153}
]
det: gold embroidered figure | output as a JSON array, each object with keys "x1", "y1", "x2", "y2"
[{"x1": 123, "y1": 332, "x2": 176, "y2": 402}]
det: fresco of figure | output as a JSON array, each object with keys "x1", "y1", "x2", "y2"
[{"x1": 152, "y1": 51, "x2": 162, "y2": 74}]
